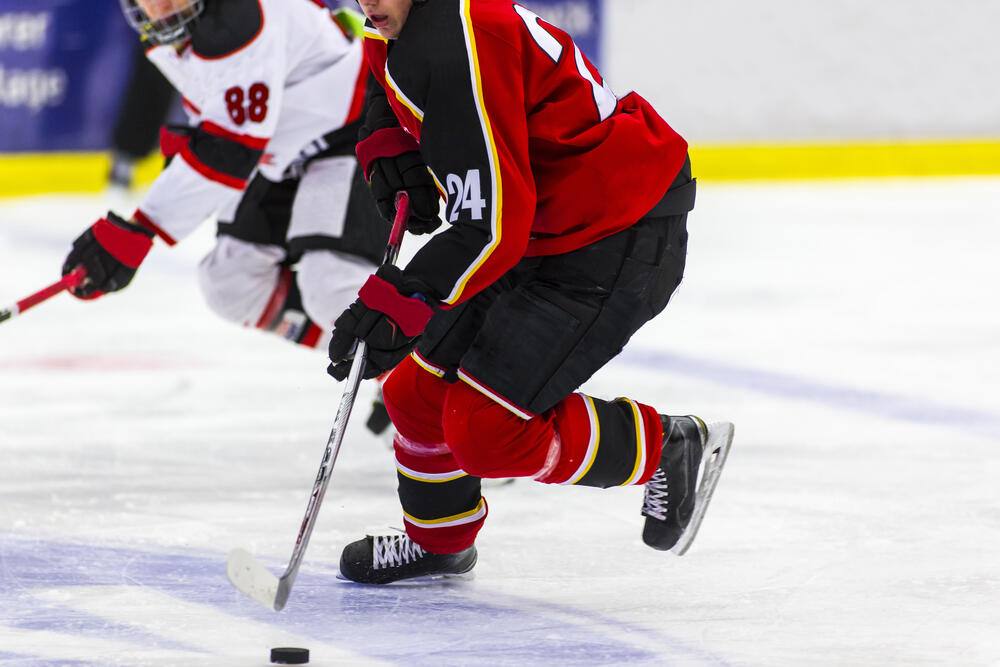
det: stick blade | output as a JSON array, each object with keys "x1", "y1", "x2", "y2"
[{"x1": 226, "y1": 548, "x2": 281, "y2": 611}]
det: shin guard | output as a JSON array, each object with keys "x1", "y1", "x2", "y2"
[
  {"x1": 538, "y1": 393, "x2": 664, "y2": 487},
  {"x1": 384, "y1": 356, "x2": 486, "y2": 554}
]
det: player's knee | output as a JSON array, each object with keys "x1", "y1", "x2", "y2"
[
  {"x1": 442, "y1": 383, "x2": 537, "y2": 478},
  {"x1": 296, "y1": 250, "x2": 375, "y2": 329},
  {"x1": 198, "y1": 236, "x2": 285, "y2": 325},
  {"x1": 382, "y1": 356, "x2": 449, "y2": 449}
]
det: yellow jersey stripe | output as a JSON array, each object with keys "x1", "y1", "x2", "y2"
[
  {"x1": 443, "y1": 0, "x2": 504, "y2": 305},
  {"x1": 428, "y1": 166, "x2": 447, "y2": 199},
  {"x1": 363, "y1": 26, "x2": 388, "y2": 42},
  {"x1": 410, "y1": 351, "x2": 446, "y2": 378},
  {"x1": 384, "y1": 65, "x2": 425, "y2": 122}
]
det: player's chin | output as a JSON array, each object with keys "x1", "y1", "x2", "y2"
[{"x1": 370, "y1": 16, "x2": 397, "y2": 38}]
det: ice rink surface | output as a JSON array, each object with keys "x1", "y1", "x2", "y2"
[{"x1": 1, "y1": 179, "x2": 998, "y2": 666}]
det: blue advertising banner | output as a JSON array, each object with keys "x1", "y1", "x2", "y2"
[
  {"x1": 1, "y1": 0, "x2": 602, "y2": 154},
  {"x1": 0, "y1": 0, "x2": 134, "y2": 152},
  {"x1": 520, "y1": 0, "x2": 603, "y2": 65},
  {"x1": 328, "y1": 0, "x2": 603, "y2": 63}
]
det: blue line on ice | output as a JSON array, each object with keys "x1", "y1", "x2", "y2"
[
  {"x1": 0, "y1": 537, "x2": 728, "y2": 666},
  {"x1": 621, "y1": 348, "x2": 1000, "y2": 440}
]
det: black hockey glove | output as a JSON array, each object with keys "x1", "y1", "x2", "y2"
[
  {"x1": 328, "y1": 266, "x2": 435, "y2": 381},
  {"x1": 356, "y1": 127, "x2": 441, "y2": 235},
  {"x1": 62, "y1": 212, "x2": 154, "y2": 300}
]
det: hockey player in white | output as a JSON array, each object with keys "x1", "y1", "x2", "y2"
[{"x1": 61, "y1": 0, "x2": 389, "y2": 354}]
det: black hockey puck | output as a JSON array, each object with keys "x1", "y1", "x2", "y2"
[{"x1": 270, "y1": 647, "x2": 309, "y2": 664}]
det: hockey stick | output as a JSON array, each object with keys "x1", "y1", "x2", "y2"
[
  {"x1": 0, "y1": 267, "x2": 86, "y2": 325},
  {"x1": 226, "y1": 192, "x2": 411, "y2": 611}
]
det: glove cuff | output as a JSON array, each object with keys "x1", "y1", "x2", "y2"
[
  {"x1": 355, "y1": 127, "x2": 420, "y2": 180},
  {"x1": 93, "y1": 214, "x2": 154, "y2": 269},
  {"x1": 132, "y1": 209, "x2": 177, "y2": 246},
  {"x1": 358, "y1": 273, "x2": 434, "y2": 337}
]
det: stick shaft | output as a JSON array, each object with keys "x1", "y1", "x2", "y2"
[
  {"x1": 272, "y1": 193, "x2": 411, "y2": 610},
  {"x1": 0, "y1": 268, "x2": 85, "y2": 324}
]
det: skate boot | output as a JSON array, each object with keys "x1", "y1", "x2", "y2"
[
  {"x1": 339, "y1": 533, "x2": 477, "y2": 585},
  {"x1": 641, "y1": 415, "x2": 734, "y2": 555}
]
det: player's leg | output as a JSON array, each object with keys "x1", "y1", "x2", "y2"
[
  {"x1": 441, "y1": 214, "x2": 678, "y2": 488},
  {"x1": 338, "y1": 283, "x2": 507, "y2": 583},
  {"x1": 295, "y1": 249, "x2": 375, "y2": 346},
  {"x1": 445, "y1": 161, "x2": 732, "y2": 552},
  {"x1": 338, "y1": 356, "x2": 482, "y2": 583},
  {"x1": 286, "y1": 153, "x2": 388, "y2": 340},
  {"x1": 337, "y1": 214, "x2": 684, "y2": 584},
  {"x1": 198, "y1": 175, "x2": 326, "y2": 346}
]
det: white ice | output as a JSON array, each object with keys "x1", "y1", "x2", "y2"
[{"x1": 1, "y1": 180, "x2": 999, "y2": 666}]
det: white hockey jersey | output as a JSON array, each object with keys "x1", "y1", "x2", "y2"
[{"x1": 134, "y1": 0, "x2": 366, "y2": 246}]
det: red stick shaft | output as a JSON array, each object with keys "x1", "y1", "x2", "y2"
[
  {"x1": 1, "y1": 267, "x2": 86, "y2": 323},
  {"x1": 389, "y1": 191, "x2": 410, "y2": 250}
]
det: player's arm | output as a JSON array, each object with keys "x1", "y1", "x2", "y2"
[
  {"x1": 328, "y1": 25, "x2": 536, "y2": 379},
  {"x1": 355, "y1": 72, "x2": 442, "y2": 233},
  {"x1": 63, "y1": 40, "x2": 285, "y2": 298},
  {"x1": 132, "y1": 116, "x2": 272, "y2": 246},
  {"x1": 395, "y1": 28, "x2": 536, "y2": 307},
  {"x1": 360, "y1": 72, "x2": 401, "y2": 138}
]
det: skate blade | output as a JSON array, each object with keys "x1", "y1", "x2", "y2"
[
  {"x1": 335, "y1": 570, "x2": 476, "y2": 586},
  {"x1": 671, "y1": 421, "x2": 735, "y2": 556}
]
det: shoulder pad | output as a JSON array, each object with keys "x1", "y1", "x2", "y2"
[{"x1": 191, "y1": 0, "x2": 264, "y2": 60}]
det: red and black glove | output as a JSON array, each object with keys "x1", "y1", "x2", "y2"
[
  {"x1": 356, "y1": 127, "x2": 441, "y2": 235},
  {"x1": 61, "y1": 212, "x2": 154, "y2": 300},
  {"x1": 327, "y1": 265, "x2": 435, "y2": 381}
]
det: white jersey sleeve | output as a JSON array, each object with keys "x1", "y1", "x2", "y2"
[{"x1": 134, "y1": 0, "x2": 365, "y2": 246}]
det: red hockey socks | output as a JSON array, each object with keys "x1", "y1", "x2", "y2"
[
  {"x1": 536, "y1": 393, "x2": 664, "y2": 487},
  {"x1": 383, "y1": 356, "x2": 487, "y2": 554},
  {"x1": 443, "y1": 383, "x2": 663, "y2": 488}
]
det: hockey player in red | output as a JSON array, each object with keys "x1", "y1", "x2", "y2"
[{"x1": 328, "y1": 0, "x2": 735, "y2": 584}]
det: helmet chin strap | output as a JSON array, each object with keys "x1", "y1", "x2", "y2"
[{"x1": 120, "y1": 0, "x2": 205, "y2": 46}]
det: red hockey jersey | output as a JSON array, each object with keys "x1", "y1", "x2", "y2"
[{"x1": 362, "y1": 0, "x2": 688, "y2": 306}]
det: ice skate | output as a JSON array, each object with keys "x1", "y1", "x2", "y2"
[
  {"x1": 641, "y1": 415, "x2": 734, "y2": 555},
  {"x1": 339, "y1": 533, "x2": 477, "y2": 585}
]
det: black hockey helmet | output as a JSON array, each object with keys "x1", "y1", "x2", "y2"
[{"x1": 120, "y1": 0, "x2": 206, "y2": 45}]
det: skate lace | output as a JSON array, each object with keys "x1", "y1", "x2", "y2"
[
  {"x1": 373, "y1": 534, "x2": 426, "y2": 570},
  {"x1": 642, "y1": 468, "x2": 669, "y2": 520}
]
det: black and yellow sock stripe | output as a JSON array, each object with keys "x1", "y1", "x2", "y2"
[
  {"x1": 570, "y1": 396, "x2": 653, "y2": 489},
  {"x1": 397, "y1": 466, "x2": 484, "y2": 529}
]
